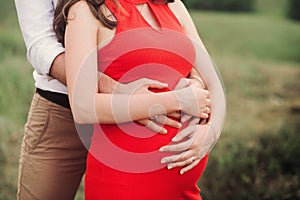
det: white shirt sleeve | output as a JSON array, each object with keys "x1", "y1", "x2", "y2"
[{"x1": 15, "y1": 0, "x2": 64, "y2": 75}]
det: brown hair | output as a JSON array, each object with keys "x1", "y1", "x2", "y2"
[{"x1": 53, "y1": 0, "x2": 174, "y2": 46}]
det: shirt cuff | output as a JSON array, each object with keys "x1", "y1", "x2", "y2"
[
  {"x1": 28, "y1": 42, "x2": 65, "y2": 76},
  {"x1": 42, "y1": 44, "x2": 65, "y2": 75}
]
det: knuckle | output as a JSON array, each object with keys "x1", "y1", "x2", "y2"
[
  {"x1": 176, "y1": 154, "x2": 186, "y2": 161},
  {"x1": 189, "y1": 143, "x2": 198, "y2": 149},
  {"x1": 181, "y1": 154, "x2": 189, "y2": 160}
]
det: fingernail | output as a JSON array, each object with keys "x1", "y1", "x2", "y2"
[
  {"x1": 162, "y1": 83, "x2": 168, "y2": 87},
  {"x1": 177, "y1": 123, "x2": 182, "y2": 128},
  {"x1": 161, "y1": 129, "x2": 167, "y2": 134},
  {"x1": 167, "y1": 165, "x2": 173, "y2": 169},
  {"x1": 172, "y1": 137, "x2": 178, "y2": 142},
  {"x1": 180, "y1": 170, "x2": 184, "y2": 175},
  {"x1": 159, "y1": 147, "x2": 165, "y2": 152},
  {"x1": 161, "y1": 159, "x2": 167, "y2": 164}
]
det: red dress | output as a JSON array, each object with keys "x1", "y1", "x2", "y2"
[{"x1": 85, "y1": 0, "x2": 208, "y2": 199}]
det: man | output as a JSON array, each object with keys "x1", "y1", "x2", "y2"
[{"x1": 15, "y1": 0, "x2": 222, "y2": 199}]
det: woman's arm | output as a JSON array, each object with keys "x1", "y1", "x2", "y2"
[
  {"x1": 160, "y1": 0, "x2": 226, "y2": 174},
  {"x1": 65, "y1": 1, "x2": 209, "y2": 124},
  {"x1": 169, "y1": 0, "x2": 226, "y2": 130}
]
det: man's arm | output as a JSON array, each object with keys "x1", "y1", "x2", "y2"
[
  {"x1": 15, "y1": 0, "x2": 65, "y2": 78},
  {"x1": 49, "y1": 53, "x2": 67, "y2": 84},
  {"x1": 14, "y1": 0, "x2": 124, "y2": 92},
  {"x1": 15, "y1": 0, "x2": 182, "y2": 132}
]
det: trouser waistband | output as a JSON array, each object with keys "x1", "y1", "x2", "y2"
[{"x1": 36, "y1": 88, "x2": 70, "y2": 109}]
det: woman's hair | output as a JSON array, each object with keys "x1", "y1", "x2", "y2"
[{"x1": 53, "y1": 0, "x2": 174, "y2": 46}]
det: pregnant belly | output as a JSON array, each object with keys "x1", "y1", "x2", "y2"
[
  {"x1": 87, "y1": 121, "x2": 207, "y2": 199},
  {"x1": 88, "y1": 119, "x2": 207, "y2": 177},
  {"x1": 89, "y1": 120, "x2": 185, "y2": 173}
]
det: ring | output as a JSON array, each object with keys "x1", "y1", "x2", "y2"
[
  {"x1": 150, "y1": 115, "x2": 159, "y2": 120},
  {"x1": 190, "y1": 157, "x2": 195, "y2": 163}
]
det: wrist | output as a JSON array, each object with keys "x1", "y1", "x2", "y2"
[
  {"x1": 98, "y1": 72, "x2": 118, "y2": 93},
  {"x1": 190, "y1": 75, "x2": 206, "y2": 89},
  {"x1": 148, "y1": 92, "x2": 181, "y2": 116},
  {"x1": 170, "y1": 90, "x2": 183, "y2": 111}
]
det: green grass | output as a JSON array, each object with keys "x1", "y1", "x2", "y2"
[
  {"x1": 0, "y1": 0, "x2": 299, "y2": 199},
  {"x1": 189, "y1": 1, "x2": 300, "y2": 198}
]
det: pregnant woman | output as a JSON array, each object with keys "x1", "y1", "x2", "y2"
[{"x1": 54, "y1": 0, "x2": 224, "y2": 199}]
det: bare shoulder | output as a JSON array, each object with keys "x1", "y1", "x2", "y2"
[
  {"x1": 168, "y1": 0, "x2": 187, "y2": 13},
  {"x1": 168, "y1": 0, "x2": 191, "y2": 26},
  {"x1": 69, "y1": 0, "x2": 90, "y2": 13},
  {"x1": 68, "y1": 0, "x2": 98, "y2": 23}
]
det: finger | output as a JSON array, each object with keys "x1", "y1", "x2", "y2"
[
  {"x1": 180, "y1": 158, "x2": 201, "y2": 175},
  {"x1": 140, "y1": 78, "x2": 168, "y2": 89},
  {"x1": 189, "y1": 79, "x2": 201, "y2": 87},
  {"x1": 167, "y1": 112, "x2": 181, "y2": 120},
  {"x1": 181, "y1": 114, "x2": 192, "y2": 123},
  {"x1": 146, "y1": 82, "x2": 168, "y2": 89},
  {"x1": 174, "y1": 78, "x2": 191, "y2": 90},
  {"x1": 138, "y1": 119, "x2": 167, "y2": 134},
  {"x1": 159, "y1": 139, "x2": 193, "y2": 152},
  {"x1": 200, "y1": 113, "x2": 209, "y2": 119},
  {"x1": 171, "y1": 125, "x2": 197, "y2": 142},
  {"x1": 201, "y1": 89, "x2": 210, "y2": 98},
  {"x1": 161, "y1": 154, "x2": 182, "y2": 165},
  {"x1": 205, "y1": 107, "x2": 211, "y2": 114},
  {"x1": 188, "y1": 117, "x2": 201, "y2": 126},
  {"x1": 168, "y1": 156, "x2": 199, "y2": 170},
  {"x1": 206, "y1": 98, "x2": 212, "y2": 106},
  {"x1": 161, "y1": 150, "x2": 194, "y2": 165},
  {"x1": 200, "y1": 119, "x2": 207, "y2": 125},
  {"x1": 156, "y1": 115, "x2": 182, "y2": 129}
]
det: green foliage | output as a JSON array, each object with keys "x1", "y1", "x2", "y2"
[
  {"x1": 200, "y1": 111, "x2": 300, "y2": 199},
  {"x1": 0, "y1": 0, "x2": 300, "y2": 199},
  {"x1": 0, "y1": 119, "x2": 19, "y2": 200},
  {"x1": 288, "y1": 0, "x2": 300, "y2": 21},
  {"x1": 183, "y1": 0, "x2": 255, "y2": 12}
]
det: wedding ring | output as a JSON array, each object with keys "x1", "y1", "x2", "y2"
[
  {"x1": 150, "y1": 115, "x2": 159, "y2": 120},
  {"x1": 190, "y1": 157, "x2": 195, "y2": 163}
]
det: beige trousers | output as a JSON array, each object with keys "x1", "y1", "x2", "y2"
[{"x1": 17, "y1": 92, "x2": 91, "y2": 200}]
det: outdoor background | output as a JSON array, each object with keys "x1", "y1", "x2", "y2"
[{"x1": 0, "y1": 0, "x2": 299, "y2": 199}]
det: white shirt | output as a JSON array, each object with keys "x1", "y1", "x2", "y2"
[{"x1": 15, "y1": 0, "x2": 67, "y2": 94}]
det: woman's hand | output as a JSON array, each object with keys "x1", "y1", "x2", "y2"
[
  {"x1": 160, "y1": 119, "x2": 216, "y2": 175},
  {"x1": 114, "y1": 78, "x2": 182, "y2": 134},
  {"x1": 173, "y1": 78, "x2": 211, "y2": 118},
  {"x1": 159, "y1": 77, "x2": 214, "y2": 174}
]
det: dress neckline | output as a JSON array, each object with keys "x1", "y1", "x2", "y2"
[{"x1": 123, "y1": 0, "x2": 149, "y2": 4}]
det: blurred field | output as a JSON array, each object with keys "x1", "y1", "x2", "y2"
[{"x1": 0, "y1": 0, "x2": 299, "y2": 199}]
